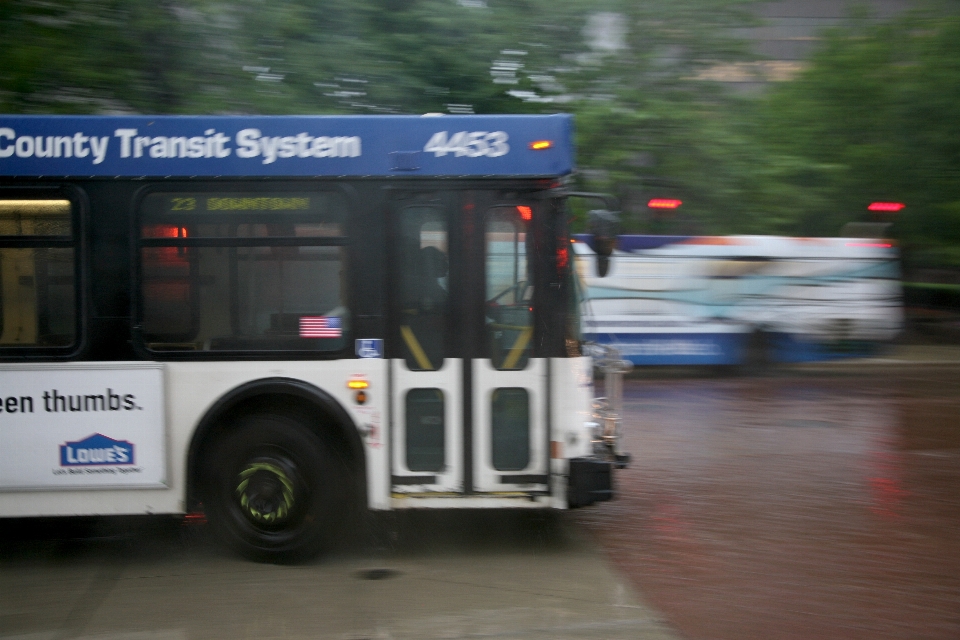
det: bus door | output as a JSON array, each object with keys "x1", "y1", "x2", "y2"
[
  {"x1": 387, "y1": 192, "x2": 549, "y2": 497},
  {"x1": 473, "y1": 200, "x2": 549, "y2": 494},
  {"x1": 388, "y1": 194, "x2": 463, "y2": 493}
]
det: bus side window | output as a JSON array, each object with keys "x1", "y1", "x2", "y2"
[
  {"x1": 0, "y1": 199, "x2": 77, "y2": 349},
  {"x1": 138, "y1": 191, "x2": 349, "y2": 353},
  {"x1": 140, "y1": 225, "x2": 197, "y2": 342},
  {"x1": 398, "y1": 206, "x2": 448, "y2": 371},
  {"x1": 485, "y1": 207, "x2": 533, "y2": 370}
]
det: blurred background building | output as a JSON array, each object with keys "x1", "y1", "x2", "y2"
[{"x1": 702, "y1": 0, "x2": 915, "y2": 90}]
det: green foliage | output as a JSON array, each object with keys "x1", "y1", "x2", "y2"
[
  {"x1": 0, "y1": 1, "x2": 249, "y2": 114},
  {"x1": 0, "y1": 0, "x2": 598, "y2": 115},
  {"x1": 564, "y1": 1, "x2": 774, "y2": 234},
  {"x1": 759, "y1": 12, "x2": 960, "y2": 270}
]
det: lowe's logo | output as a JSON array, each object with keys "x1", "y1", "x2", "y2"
[{"x1": 60, "y1": 433, "x2": 134, "y2": 466}]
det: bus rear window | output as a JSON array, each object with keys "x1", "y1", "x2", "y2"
[{"x1": 137, "y1": 191, "x2": 349, "y2": 354}]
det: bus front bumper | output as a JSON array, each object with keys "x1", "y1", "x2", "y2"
[{"x1": 567, "y1": 456, "x2": 624, "y2": 508}]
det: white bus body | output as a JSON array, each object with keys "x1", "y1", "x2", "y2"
[{"x1": 574, "y1": 235, "x2": 903, "y2": 365}]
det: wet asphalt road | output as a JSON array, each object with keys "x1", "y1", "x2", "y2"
[
  {"x1": 0, "y1": 511, "x2": 678, "y2": 640},
  {"x1": 575, "y1": 366, "x2": 960, "y2": 640}
]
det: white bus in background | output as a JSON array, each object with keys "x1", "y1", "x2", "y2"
[
  {"x1": 0, "y1": 114, "x2": 623, "y2": 563},
  {"x1": 573, "y1": 234, "x2": 903, "y2": 366}
]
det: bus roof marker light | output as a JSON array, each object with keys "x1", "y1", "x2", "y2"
[
  {"x1": 529, "y1": 140, "x2": 552, "y2": 150},
  {"x1": 868, "y1": 202, "x2": 905, "y2": 212},
  {"x1": 517, "y1": 206, "x2": 532, "y2": 221}
]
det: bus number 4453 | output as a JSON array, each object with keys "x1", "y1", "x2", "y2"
[{"x1": 423, "y1": 131, "x2": 509, "y2": 158}]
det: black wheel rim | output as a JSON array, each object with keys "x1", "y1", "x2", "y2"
[{"x1": 233, "y1": 453, "x2": 306, "y2": 532}]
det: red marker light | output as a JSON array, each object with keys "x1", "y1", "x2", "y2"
[
  {"x1": 517, "y1": 205, "x2": 533, "y2": 221},
  {"x1": 846, "y1": 242, "x2": 893, "y2": 248},
  {"x1": 556, "y1": 246, "x2": 569, "y2": 269},
  {"x1": 529, "y1": 140, "x2": 552, "y2": 150},
  {"x1": 648, "y1": 199, "x2": 682, "y2": 209},
  {"x1": 868, "y1": 202, "x2": 905, "y2": 212}
]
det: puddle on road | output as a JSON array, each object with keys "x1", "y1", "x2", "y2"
[{"x1": 579, "y1": 369, "x2": 960, "y2": 640}]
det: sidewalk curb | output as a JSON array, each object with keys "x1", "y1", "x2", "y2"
[{"x1": 788, "y1": 358, "x2": 960, "y2": 371}]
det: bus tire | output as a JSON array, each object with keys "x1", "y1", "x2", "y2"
[
  {"x1": 204, "y1": 413, "x2": 344, "y2": 563},
  {"x1": 742, "y1": 329, "x2": 772, "y2": 375}
]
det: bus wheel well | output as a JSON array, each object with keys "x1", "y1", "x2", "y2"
[{"x1": 187, "y1": 380, "x2": 365, "y2": 516}]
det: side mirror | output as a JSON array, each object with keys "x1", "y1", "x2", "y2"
[
  {"x1": 588, "y1": 209, "x2": 618, "y2": 277},
  {"x1": 566, "y1": 192, "x2": 621, "y2": 278}
]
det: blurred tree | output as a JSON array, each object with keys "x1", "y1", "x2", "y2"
[
  {"x1": 550, "y1": 1, "x2": 785, "y2": 234},
  {"x1": 0, "y1": 1, "x2": 221, "y2": 113},
  {"x1": 0, "y1": 0, "x2": 595, "y2": 115},
  {"x1": 759, "y1": 11, "x2": 960, "y2": 273},
  {"x1": 222, "y1": 0, "x2": 599, "y2": 116}
]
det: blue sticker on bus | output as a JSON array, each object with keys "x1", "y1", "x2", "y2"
[
  {"x1": 356, "y1": 339, "x2": 384, "y2": 359},
  {"x1": 60, "y1": 433, "x2": 135, "y2": 466}
]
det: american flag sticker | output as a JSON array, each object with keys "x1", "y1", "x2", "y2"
[{"x1": 299, "y1": 316, "x2": 343, "y2": 338}]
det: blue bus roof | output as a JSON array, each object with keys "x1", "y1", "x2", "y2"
[{"x1": 0, "y1": 114, "x2": 573, "y2": 178}]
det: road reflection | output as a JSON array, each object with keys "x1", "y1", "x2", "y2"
[{"x1": 576, "y1": 368, "x2": 960, "y2": 640}]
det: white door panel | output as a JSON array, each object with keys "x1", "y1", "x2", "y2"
[
  {"x1": 391, "y1": 358, "x2": 462, "y2": 493},
  {"x1": 473, "y1": 358, "x2": 548, "y2": 493}
]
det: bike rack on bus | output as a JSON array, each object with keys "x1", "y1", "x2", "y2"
[{"x1": 586, "y1": 343, "x2": 632, "y2": 469}]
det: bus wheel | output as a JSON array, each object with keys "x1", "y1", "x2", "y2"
[
  {"x1": 205, "y1": 414, "x2": 343, "y2": 563},
  {"x1": 742, "y1": 329, "x2": 772, "y2": 375}
]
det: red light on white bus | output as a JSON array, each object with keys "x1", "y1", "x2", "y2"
[
  {"x1": 529, "y1": 140, "x2": 553, "y2": 150},
  {"x1": 846, "y1": 242, "x2": 893, "y2": 248},
  {"x1": 517, "y1": 205, "x2": 533, "y2": 221},
  {"x1": 868, "y1": 202, "x2": 905, "y2": 212},
  {"x1": 648, "y1": 199, "x2": 682, "y2": 209}
]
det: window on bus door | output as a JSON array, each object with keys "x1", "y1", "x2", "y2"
[
  {"x1": 485, "y1": 206, "x2": 533, "y2": 370},
  {"x1": 398, "y1": 206, "x2": 448, "y2": 371},
  {"x1": 0, "y1": 197, "x2": 77, "y2": 350},
  {"x1": 138, "y1": 191, "x2": 349, "y2": 353}
]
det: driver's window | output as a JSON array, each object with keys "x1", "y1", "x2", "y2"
[{"x1": 485, "y1": 206, "x2": 533, "y2": 370}]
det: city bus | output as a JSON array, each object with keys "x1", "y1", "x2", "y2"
[
  {"x1": 574, "y1": 234, "x2": 903, "y2": 366},
  {"x1": 0, "y1": 114, "x2": 620, "y2": 561}
]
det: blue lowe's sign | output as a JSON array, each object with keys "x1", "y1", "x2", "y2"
[
  {"x1": 60, "y1": 433, "x2": 135, "y2": 467},
  {"x1": 0, "y1": 114, "x2": 573, "y2": 177}
]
